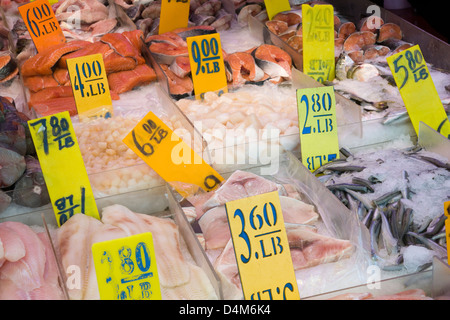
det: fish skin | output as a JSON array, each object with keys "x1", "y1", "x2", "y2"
[
  {"x1": 253, "y1": 44, "x2": 292, "y2": 79},
  {"x1": 0, "y1": 146, "x2": 26, "y2": 188}
]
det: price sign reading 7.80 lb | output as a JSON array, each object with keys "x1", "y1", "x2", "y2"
[
  {"x1": 297, "y1": 86, "x2": 340, "y2": 172},
  {"x1": 18, "y1": 0, "x2": 65, "y2": 52},
  {"x1": 387, "y1": 45, "x2": 450, "y2": 138},
  {"x1": 186, "y1": 33, "x2": 228, "y2": 99},
  {"x1": 66, "y1": 54, "x2": 114, "y2": 120},
  {"x1": 225, "y1": 191, "x2": 300, "y2": 300}
]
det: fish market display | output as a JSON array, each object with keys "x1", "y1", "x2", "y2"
[
  {"x1": 183, "y1": 169, "x2": 356, "y2": 299},
  {"x1": 20, "y1": 30, "x2": 157, "y2": 117},
  {"x1": 0, "y1": 96, "x2": 50, "y2": 214},
  {"x1": 0, "y1": 221, "x2": 66, "y2": 300},
  {"x1": 54, "y1": 205, "x2": 218, "y2": 300},
  {"x1": 318, "y1": 145, "x2": 449, "y2": 273}
]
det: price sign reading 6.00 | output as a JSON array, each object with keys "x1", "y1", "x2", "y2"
[
  {"x1": 186, "y1": 33, "x2": 228, "y2": 99},
  {"x1": 297, "y1": 86, "x2": 340, "y2": 172},
  {"x1": 387, "y1": 45, "x2": 450, "y2": 138},
  {"x1": 225, "y1": 191, "x2": 300, "y2": 300},
  {"x1": 18, "y1": 0, "x2": 65, "y2": 52}
]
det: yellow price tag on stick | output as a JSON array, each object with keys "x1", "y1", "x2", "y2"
[
  {"x1": 122, "y1": 111, "x2": 224, "y2": 197},
  {"x1": 18, "y1": 0, "x2": 65, "y2": 53},
  {"x1": 66, "y1": 54, "x2": 113, "y2": 121},
  {"x1": 445, "y1": 201, "x2": 450, "y2": 266},
  {"x1": 302, "y1": 4, "x2": 335, "y2": 83},
  {"x1": 264, "y1": 0, "x2": 291, "y2": 20},
  {"x1": 159, "y1": 0, "x2": 190, "y2": 35},
  {"x1": 297, "y1": 86, "x2": 340, "y2": 172},
  {"x1": 92, "y1": 232, "x2": 162, "y2": 300},
  {"x1": 186, "y1": 33, "x2": 228, "y2": 99},
  {"x1": 28, "y1": 111, "x2": 100, "y2": 227},
  {"x1": 225, "y1": 191, "x2": 300, "y2": 300},
  {"x1": 387, "y1": 45, "x2": 450, "y2": 138}
]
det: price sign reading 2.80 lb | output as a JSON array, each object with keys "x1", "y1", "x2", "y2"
[
  {"x1": 28, "y1": 111, "x2": 100, "y2": 227},
  {"x1": 92, "y1": 232, "x2": 161, "y2": 300},
  {"x1": 225, "y1": 191, "x2": 300, "y2": 300},
  {"x1": 122, "y1": 111, "x2": 224, "y2": 197},
  {"x1": 387, "y1": 45, "x2": 450, "y2": 138},
  {"x1": 297, "y1": 86, "x2": 340, "y2": 172},
  {"x1": 18, "y1": 0, "x2": 65, "y2": 52},
  {"x1": 66, "y1": 54, "x2": 113, "y2": 120},
  {"x1": 186, "y1": 33, "x2": 228, "y2": 99}
]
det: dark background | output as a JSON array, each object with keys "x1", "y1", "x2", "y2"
[{"x1": 371, "y1": 0, "x2": 449, "y2": 43}]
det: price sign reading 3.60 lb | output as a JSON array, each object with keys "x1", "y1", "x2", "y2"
[
  {"x1": 297, "y1": 86, "x2": 340, "y2": 172},
  {"x1": 28, "y1": 111, "x2": 99, "y2": 227},
  {"x1": 66, "y1": 54, "x2": 113, "y2": 120},
  {"x1": 92, "y1": 232, "x2": 161, "y2": 300},
  {"x1": 18, "y1": 0, "x2": 65, "y2": 52},
  {"x1": 387, "y1": 45, "x2": 450, "y2": 138},
  {"x1": 225, "y1": 191, "x2": 300, "y2": 300},
  {"x1": 187, "y1": 33, "x2": 228, "y2": 99}
]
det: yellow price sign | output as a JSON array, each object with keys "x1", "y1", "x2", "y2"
[
  {"x1": 66, "y1": 54, "x2": 113, "y2": 121},
  {"x1": 302, "y1": 4, "x2": 335, "y2": 83},
  {"x1": 225, "y1": 191, "x2": 300, "y2": 300},
  {"x1": 159, "y1": 0, "x2": 190, "y2": 35},
  {"x1": 18, "y1": 0, "x2": 65, "y2": 53},
  {"x1": 28, "y1": 111, "x2": 99, "y2": 227},
  {"x1": 122, "y1": 111, "x2": 224, "y2": 197},
  {"x1": 445, "y1": 201, "x2": 450, "y2": 266},
  {"x1": 297, "y1": 86, "x2": 340, "y2": 172},
  {"x1": 92, "y1": 232, "x2": 162, "y2": 300},
  {"x1": 186, "y1": 33, "x2": 228, "y2": 99},
  {"x1": 264, "y1": 0, "x2": 291, "y2": 20},
  {"x1": 387, "y1": 45, "x2": 450, "y2": 138}
]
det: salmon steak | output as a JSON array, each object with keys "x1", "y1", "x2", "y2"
[
  {"x1": 225, "y1": 51, "x2": 264, "y2": 85},
  {"x1": 107, "y1": 64, "x2": 156, "y2": 94},
  {"x1": 253, "y1": 44, "x2": 292, "y2": 79},
  {"x1": 100, "y1": 32, "x2": 145, "y2": 65},
  {"x1": 149, "y1": 42, "x2": 189, "y2": 65},
  {"x1": 160, "y1": 64, "x2": 194, "y2": 98}
]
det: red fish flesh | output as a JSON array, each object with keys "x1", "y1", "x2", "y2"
[{"x1": 107, "y1": 63, "x2": 157, "y2": 94}]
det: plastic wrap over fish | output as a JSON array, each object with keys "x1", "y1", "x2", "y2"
[{"x1": 177, "y1": 150, "x2": 371, "y2": 298}]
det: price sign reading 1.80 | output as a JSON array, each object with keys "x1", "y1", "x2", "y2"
[
  {"x1": 18, "y1": 0, "x2": 65, "y2": 52},
  {"x1": 225, "y1": 191, "x2": 300, "y2": 300},
  {"x1": 67, "y1": 54, "x2": 113, "y2": 120},
  {"x1": 297, "y1": 86, "x2": 340, "y2": 172},
  {"x1": 92, "y1": 232, "x2": 161, "y2": 300},
  {"x1": 186, "y1": 33, "x2": 228, "y2": 99},
  {"x1": 387, "y1": 45, "x2": 450, "y2": 138},
  {"x1": 28, "y1": 111, "x2": 100, "y2": 227}
]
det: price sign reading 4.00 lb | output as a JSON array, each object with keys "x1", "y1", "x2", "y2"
[
  {"x1": 387, "y1": 45, "x2": 450, "y2": 138},
  {"x1": 297, "y1": 86, "x2": 340, "y2": 172},
  {"x1": 225, "y1": 191, "x2": 300, "y2": 300},
  {"x1": 92, "y1": 232, "x2": 161, "y2": 300},
  {"x1": 122, "y1": 111, "x2": 224, "y2": 197},
  {"x1": 187, "y1": 33, "x2": 228, "y2": 99},
  {"x1": 302, "y1": 4, "x2": 335, "y2": 83},
  {"x1": 66, "y1": 54, "x2": 113, "y2": 121},
  {"x1": 28, "y1": 111, "x2": 100, "y2": 227},
  {"x1": 18, "y1": 0, "x2": 65, "y2": 52}
]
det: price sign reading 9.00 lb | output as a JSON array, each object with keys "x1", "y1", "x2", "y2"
[
  {"x1": 302, "y1": 4, "x2": 335, "y2": 83},
  {"x1": 18, "y1": 0, "x2": 65, "y2": 52},
  {"x1": 92, "y1": 232, "x2": 161, "y2": 300},
  {"x1": 28, "y1": 111, "x2": 100, "y2": 227},
  {"x1": 66, "y1": 54, "x2": 113, "y2": 120},
  {"x1": 186, "y1": 33, "x2": 228, "y2": 99},
  {"x1": 387, "y1": 45, "x2": 450, "y2": 138},
  {"x1": 297, "y1": 86, "x2": 340, "y2": 172},
  {"x1": 122, "y1": 111, "x2": 224, "y2": 197},
  {"x1": 225, "y1": 191, "x2": 300, "y2": 300}
]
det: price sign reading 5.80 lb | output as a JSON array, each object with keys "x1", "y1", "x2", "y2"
[
  {"x1": 18, "y1": 0, "x2": 65, "y2": 52},
  {"x1": 302, "y1": 4, "x2": 335, "y2": 83},
  {"x1": 28, "y1": 111, "x2": 99, "y2": 227},
  {"x1": 225, "y1": 191, "x2": 300, "y2": 300},
  {"x1": 387, "y1": 45, "x2": 450, "y2": 138},
  {"x1": 186, "y1": 33, "x2": 228, "y2": 99},
  {"x1": 66, "y1": 54, "x2": 113, "y2": 120},
  {"x1": 92, "y1": 232, "x2": 161, "y2": 300},
  {"x1": 297, "y1": 86, "x2": 339, "y2": 172}
]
